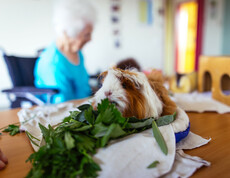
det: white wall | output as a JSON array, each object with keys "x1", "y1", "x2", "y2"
[
  {"x1": 0, "y1": 55, "x2": 11, "y2": 109},
  {"x1": 84, "y1": 0, "x2": 164, "y2": 73},
  {"x1": 0, "y1": 0, "x2": 54, "y2": 109},
  {"x1": 0, "y1": 0, "x2": 54, "y2": 55},
  {"x1": 0, "y1": 0, "x2": 164, "y2": 109},
  {"x1": 202, "y1": 0, "x2": 224, "y2": 55}
]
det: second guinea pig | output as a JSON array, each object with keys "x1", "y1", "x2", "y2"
[{"x1": 92, "y1": 68, "x2": 177, "y2": 119}]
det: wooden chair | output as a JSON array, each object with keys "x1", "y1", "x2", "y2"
[{"x1": 198, "y1": 56, "x2": 230, "y2": 106}]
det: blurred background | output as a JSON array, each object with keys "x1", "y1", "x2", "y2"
[{"x1": 0, "y1": 0, "x2": 229, "y2": 110}]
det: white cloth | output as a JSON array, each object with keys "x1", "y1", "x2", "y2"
[
  {"x1": 96, "y1": 126, "x2": 176, "y2": 178},
  {"x1": 18, "y1": 103, "x2": 78, "y2": 150},
  {"x1": 18, "y1": 103, "x2": 211, "y2": 178},
  {"x1": 171, "y1": 91, "x2": 230, "y2": 114},
  {"x1": 176, "y1": 132, "x2": 211, "y2": 150},
  {"x1": 171, "y1": 107, "x2": 189, "y2": 133},
  {"x1": 163, "y1": 150, "x2": 210, "y2": 178}
]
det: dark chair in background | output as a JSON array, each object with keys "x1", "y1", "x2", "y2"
[{"x1": 0, "y1": 49, "x2": 58, "y2": 108}]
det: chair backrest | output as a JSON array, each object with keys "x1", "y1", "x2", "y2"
[{"x1": 3, "y1": 54, "x2": 38, "y2": 87}]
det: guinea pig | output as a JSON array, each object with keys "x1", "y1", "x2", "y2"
[{"x1": 92, "y1": 68, "x2": 177, "y2": 119}]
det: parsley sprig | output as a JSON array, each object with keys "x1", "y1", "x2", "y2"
[
  {"x1": 2, "y1": 124, "x2": 20, "y2": 136},
  {"x1": 26, "y1": 99, "x2": 176, "y2": 178}
]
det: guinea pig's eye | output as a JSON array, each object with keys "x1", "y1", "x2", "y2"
[{"x1": 122, "y1": 83, "x2": 126, "y2": 89}]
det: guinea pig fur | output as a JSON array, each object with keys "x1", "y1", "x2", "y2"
[{"x1": 92, "y1": 68, "x2": 177, "y2": 119}]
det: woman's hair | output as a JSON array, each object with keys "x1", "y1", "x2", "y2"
[{"x1": 53, "y1": 0, "x2": 96, "y2": 38}]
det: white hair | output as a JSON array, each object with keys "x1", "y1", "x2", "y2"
[{"x1": 53, "y1": 0, "x2": 96, "y2": 38}]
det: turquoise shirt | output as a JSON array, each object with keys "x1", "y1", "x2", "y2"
[{"x1": 34, "y1": 43, "x2": 91, "y2": 103}]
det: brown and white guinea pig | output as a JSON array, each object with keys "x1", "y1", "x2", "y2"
[{"x1": 92, "y1": 68, "x2": 177, "y2": 119}]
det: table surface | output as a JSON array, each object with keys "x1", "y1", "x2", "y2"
[{"x1": 0, "y1": 100, "x2": 230, "y2": 178}]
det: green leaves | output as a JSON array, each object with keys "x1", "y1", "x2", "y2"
[
  {"x1": 150, "y1": 113, "x2": 177, "y2": 156},
  {"x1": 128, "y1": 118, "x2": 153, "y2": 129},
  {"x1": 156, "y1": 112, "x2": 176, "y2": 127},
  {"x1": 26, "y1": 99, "x2": 176, "y2": 178},
  {"x1": 95, "y1": 99, "x2": 126, "y2": 126},
  {"x1": 91, "y1": 122, "x2": 108, "y2": 137},
  {"x1": 95, "y1": 108, "x2": 114, "y2": 124},
  {"x1": 84, "y1": 106, "x2": 95, "y2": 125},
  {"x1": 101, "y1": 123, "x2": 126, "y2": 147},
  {"x1": 64, "y1": 132, "x2": 75, "y2": 150},
  {"x1": 25, "y1": 131, "x2": 40, "y2": 147},
  {"x1": 152, "y1": 120, "x2": 168, "y2": 155},
  {"x1": 78, "y1": 104, "x2": 91, "y2": 111},
  {"x1": 3, "y1": 124, "x2": 20, "y2": 136},
  {"x1": 75, "y1": 134, "x2": 96, "y2": 152},
  {"x1": 39, "y1": 124, "x2": 49, "y2": 139},
  {"x1": 147, "y1": 160, "x2": 160, "y2": 169},
  {"x1": 97, "y1": 99, "x2": 110, "y2": 113}
]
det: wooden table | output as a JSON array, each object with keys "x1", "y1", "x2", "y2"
[{"x1": 0, "y1": 101, "x2": 230, "y2": 178}]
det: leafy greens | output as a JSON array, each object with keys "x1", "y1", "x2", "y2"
[
  {"x1": 2, "y1": 124, "x2": 20, "y2": 136},
  {"x1": 26, "y1": 99, "x2": 176, "y2": 178}
]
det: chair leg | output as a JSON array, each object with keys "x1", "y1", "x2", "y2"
[
  {"x1": 46, "y1": 94, "x2": 51, "y2": 105},
  {"x1": 23, "y1": 93, "x2": 45, "y2": 106}
]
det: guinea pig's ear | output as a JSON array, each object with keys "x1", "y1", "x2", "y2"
[{"x1": 120, "y1": 75, "x2": 142, "y2": 90}]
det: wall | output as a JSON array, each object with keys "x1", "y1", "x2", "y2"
[
  {"x1": 0, "y1": 0, "x2": 164, "y2": 109},
  {"x1": 222, "y1": 0, "x2": 230, "y2": 55},
  {"x1": 202, "y1": 0, "x2": 224, "y2": 55},
  {"x1": 0, "y1": 0, "x2": 54, "y2": 109},
  {"x1": 84, "y1": 0, "x2": 164, "y2": 73}
]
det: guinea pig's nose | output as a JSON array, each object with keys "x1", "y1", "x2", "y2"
[{"x1": 105, "y1": 91, "x2": 112, "y2": 97}]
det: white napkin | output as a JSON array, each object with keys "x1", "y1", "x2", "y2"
[
  {"x1": 171, "y1": 91, "x2": 230, "y2": 113},
  {"x1": 176, "y1": 132, "x2": 211, "y2": 150},
  {"x1": 163, "y1": 150, "x2": 210, "y2": 178},
  {"x1": 96, "y1": 126, "x2": 176, "y2": 178},
  {"x1": 18, "y1": 103, "x2": 211, "y2": 178},
  {"x1": 96, "y1": 129, "x2": 210, "y2": 178}
]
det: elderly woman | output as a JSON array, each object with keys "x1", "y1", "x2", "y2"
[{"x1": 34, "y1": 0, "x2": 96, "y2": 103}]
